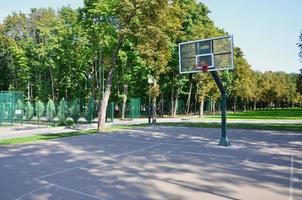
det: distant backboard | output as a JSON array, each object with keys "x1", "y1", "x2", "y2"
[{"x1": 179, "y1": 35, "x2": 234, "y2": 74}]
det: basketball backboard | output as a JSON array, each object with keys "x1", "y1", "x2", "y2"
[{"x1": 179, "y1": 35, "x2": 234, "y2": 74}]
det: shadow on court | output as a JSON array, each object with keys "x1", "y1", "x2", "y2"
[{"x1": 0, "y1": 126, "x2": 301, "y2": 200}]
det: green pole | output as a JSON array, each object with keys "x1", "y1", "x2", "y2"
[{"x1": 210, "y1": 71, "x2": 230, "y2": 146}]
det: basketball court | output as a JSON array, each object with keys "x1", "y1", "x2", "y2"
[{"x1": 0, "y1": 126, "x2": 301, "y2": 200}]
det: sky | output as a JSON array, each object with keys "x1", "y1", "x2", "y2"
[
  {"x1": 0, "y1": 0, "x2": 301, "y2": 73},
  {"x1": 201, "y1": 0, "x2": 302, "y2": 73}
]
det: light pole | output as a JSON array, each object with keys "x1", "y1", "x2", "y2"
[{"x1": 147, "y1": 75, "x2": 154, "y2": 124}]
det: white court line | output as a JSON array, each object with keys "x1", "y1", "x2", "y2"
[
  {"x1": 289, "y1": 154, "x2": 294, "y2": 200},
  {"x1": 51, "y1": 183, "x2": 106, "y2": 200},
  {"x1": 99, "y1": 137, "x2": 155, "y2": 144},
  {"x1": 15, "y1": 184, "x2": 52, "y2": 200},
  {"x1": 96, "y1": 137, "x2": 206, "y2": 148},
  {"x1": 34, "y1": 143, "x2": 162, "y2": 180},
  {"x1": 35, "y1": 163, "x2": 91, "y2": 180},
  {"x1": 113, "y1": 143, "x2": 162, "y2": 158},
  {"x1": 182, "y1": 151, "x2": 235, "y2": 158}
]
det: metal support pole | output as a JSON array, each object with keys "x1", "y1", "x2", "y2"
[{"x1": 210, "y1": 71, "x2": 230, "y2": 146}]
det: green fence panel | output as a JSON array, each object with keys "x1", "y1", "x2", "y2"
[
  {"x1": 130, "y1": 98, "x2": 141, "y2": 119},
  {"x1": 177, "y1": 99, "x2": 186, "y2": 114},
  {"x1": 85, "y1": 96, "x2": 94, "y2": 123},
  {"x1": 106, "y1": 102, "x2": 114, "y2": 122},
  {"x1": 0, "y1": 91, "x2": 23, "y2": 126}
]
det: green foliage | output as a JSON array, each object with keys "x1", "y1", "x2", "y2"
[
  {"x1": 297, "y1": 69, "x2": 302, "y2": 95},
  {"x1": 24, "y1": 102, "x2": 34, "y2": 121},
  {"x1": 298, "y1": 31, "x2": 302, "y2": 62},
  {"x1": 35, "y1": 100, "x2": 45, "y2": 121},
  {"x1": 69, "y1": 99, "x2": 80, "y2": 123},
  {"x1": 57, "y1": 98, "x2": 68, "y2": 123},
  {"x1": 0, "y1": 1, "x2": 301, "y2": 119},
  {"x1": 46, "y1": 99, "x2": 56, "y2": 121}
]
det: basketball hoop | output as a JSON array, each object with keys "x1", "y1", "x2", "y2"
[{"x1": 202, "y1": 64, "x2": 208, "y2": 73}]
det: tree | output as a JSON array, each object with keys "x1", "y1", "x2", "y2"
[
  {"x1": 194, "y1": 73, "x2": 213, "y2": 117},
  {"x1": 15, "y1": 99, "x2": 24, "y2": 121},
  {"x1": 69, "y1": 99, "x2": 80, "y2": 124},
  {"x1": 24, "y1": 101, "x2": 34, "y2": 121},
  {"x1": 230, "y1": 48, "x2": 254, "y2": 112},
  {"x1": 297, "y1": 69, "x2": 302, "y2": 95},
  {"x1": 81, "y1": 0, "x2": 182, "y2": 129},
  {"x1": 35, "y1": 100, "x2": 44, "y2": 123},
  {"x1": 57, "y1": 98, "x2": 68, "y2": 123},
  {"x1": 46, "y1": 99, "x2": 56, "y2": 122}
]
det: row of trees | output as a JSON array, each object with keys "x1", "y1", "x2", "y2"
[{"x1": 0, "y1": 0, "x2": 301, "y2": 130}]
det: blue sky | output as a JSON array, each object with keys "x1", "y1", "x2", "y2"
[
  {"x1": 0, "y1": 0, "x2": 301, "y2": 73},
  {"x1": 201, "y1": 0, "x2": 302, "y2": 73}
]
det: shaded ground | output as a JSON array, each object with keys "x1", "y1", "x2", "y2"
[{"x1": 0, "y1": 126, "x2": 301, "y2": 200}]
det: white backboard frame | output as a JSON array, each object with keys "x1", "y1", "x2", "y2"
[{"x1": 179, "y1": 35, "x2": 234, "y2": 74}]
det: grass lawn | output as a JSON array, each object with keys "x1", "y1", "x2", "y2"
[
  {"x1": 0, "y1": 124, "x2": 147, "y2": 145},
  {"x1": 158, "y1": 122, "x2": 302, "y2": 132},
  {"x1": 207, "y1": 108, "x2": 302, "y2": 120},
  {"x1": 0, "y1": 122, "x2": 300, "y2": 145}
]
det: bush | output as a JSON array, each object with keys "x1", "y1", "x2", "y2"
[
  {"x1": 15, "y1": 99, "x2": 24, "y2": 120},
  {"x1": 35, "y1": 100, "x2": 45, "y2": 122},
  {"x1": 57, "y1": 98, "x2": 68, "y2": 123},
  {"x1": 69, "y1": 99, "x2": 80, "y2": 123},
  {"x1": 65, "y1": 119, "x2": 74, "y2": 126},
  {"x1": 46, "y1": 99, "x2": 56, "y2": 122},
  {"x1": 24, "y1": 102, "x2": 34, "y2": 121}
]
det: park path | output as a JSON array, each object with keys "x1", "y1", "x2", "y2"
[{"x1": 0, "y1": 117, "x2": 301, "y2": 140}]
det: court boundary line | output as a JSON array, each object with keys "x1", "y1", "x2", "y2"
[
  {"x1": 34, "y1": 143, "x2": 162, "y2": 180},
  {"x1": 51, "y1": 183, "x2": 106, "y2": 200},
  {"x1": 92, "y1": 137, "x2": 209, "y2": 148},
  {"x1": 15, "y1": 184, "x2": 52, "y2": 200}
]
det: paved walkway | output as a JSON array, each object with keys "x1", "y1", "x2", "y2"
[{"x1": 0, "y1": 117, "x2": 301, "y2": 140}]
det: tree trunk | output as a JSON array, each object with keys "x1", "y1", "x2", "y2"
[
  {"x1": 233, "y1": 98, "x2": 237, "y2": 113},
  {"x1": 172, "y1": 88, "x2": 179, "y2": 117},
  {"x1": 212, "y1": 100, "x2": 216, "y2": 115},
  {"x1": 186, "y1": 82, "x2": 192, "y2": 115},
  {"x1": 170, "y1": 77, "x2": 174, "y2": 116},
  {"x1": 98, "y1": 38, "x2": 123, "y2": 131},
  {"x1": 121, "y1": 96, "x2": 127, "y2": 119},
  {"x1": 199, "y1": 96, "x2": 204, "y2": 117},
  {"x1": 121, "y1": 85, "x2": 128, "y2": 120},
  {"x1": 49, "y1": 67, "x2": 55, "y2": 101},
  {"x1": 161, "y1": 92, "x2": 164, "y2": 117},
  {"x1": 253, "y1": 101, "x2": 257, "y2": 110},
  {"x1": 152, "y1": 97, "x2": 157, "y2": 124}
]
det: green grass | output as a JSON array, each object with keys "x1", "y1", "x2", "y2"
[
  {"x1": 0, "y1": 124, "x2": 147, "y2": 145},
  {"x1": 157, "y1": 122, "x2": 302, "y2": 132},
  {"x1": 207, "y1": 108, "x2": 302, "y2": 120},
  {"x1": 1, "y1": 121, "x2": 300, "y2": 146}
]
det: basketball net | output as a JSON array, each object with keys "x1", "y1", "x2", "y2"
[
  {"x1": 193, "y1": 63, "x2": 209, "y2": 73},
  {"x1": 201, "y1": 64, "x2": 208, "y2": 73}
]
